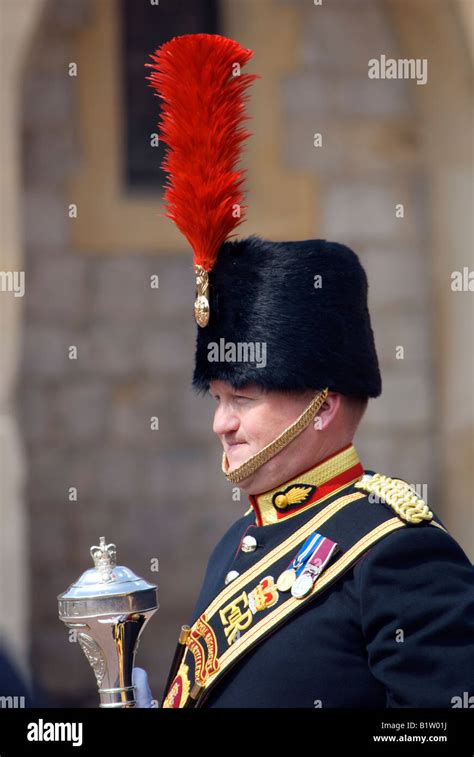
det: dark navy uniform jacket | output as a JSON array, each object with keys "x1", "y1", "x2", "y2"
[{"x1": 169, "y1": 443, "x2": 474, "y2": 709}]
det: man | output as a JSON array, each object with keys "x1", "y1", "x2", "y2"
[
  {"x1": 136, "y1": 34, "x2": 474, "y2": 709},
  {"x1": 133, "y1": 235, "x2": 474, "y2": 709}
]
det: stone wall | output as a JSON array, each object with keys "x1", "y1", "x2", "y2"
[
  {"x1": 19, "y1": 0, "x2": 234, "y2": 705},
  {"x1": 280, "y1": 0, "x2": 435, "y2": 492}
]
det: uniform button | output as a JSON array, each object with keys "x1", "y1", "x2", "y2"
[
  {"x1": 224, "y1": 570, "x2": 240, "y2": 585},
  {"x1": 241, "y1": 535, "x2": 257, "y2": 553}
]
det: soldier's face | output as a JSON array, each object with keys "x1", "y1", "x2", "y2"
[{"x1": 209, "y1": 380, "x2": 323, "y2": 493}]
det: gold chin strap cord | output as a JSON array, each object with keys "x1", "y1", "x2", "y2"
[{"x1": 221, "y1": 387, "x2": 329, "y2": 484}]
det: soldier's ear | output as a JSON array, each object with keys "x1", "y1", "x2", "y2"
[{"x1": 314, "y1": 392, "x2": 342, "y2": 429}]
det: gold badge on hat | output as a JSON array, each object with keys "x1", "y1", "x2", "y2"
[{"x1": 194, "y1": 264, "x2": 210, "y2": 327}]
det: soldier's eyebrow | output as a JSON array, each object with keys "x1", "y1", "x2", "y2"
[
  {"x1": 209, "y1": 386, "x2": 256, "y2": 399},
  {"x1": 209, "y1": 382, "x2": 265, "y2": 399}
]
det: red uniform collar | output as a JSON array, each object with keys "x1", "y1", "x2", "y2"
[{"x1": 247, "y1": 443, "x2": 364, "y2": 526}]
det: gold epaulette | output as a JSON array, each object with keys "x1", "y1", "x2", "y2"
[{"x1": 355, "y1": 473, "x2": 433, "y2": 524}]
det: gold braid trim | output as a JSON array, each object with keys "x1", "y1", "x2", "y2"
[
  {"x1": 222, "y1": 388, "x2": 329, "y2": 484},
  {"x1": 355, "y1": 473, "x2": 433, "y2": 524}
]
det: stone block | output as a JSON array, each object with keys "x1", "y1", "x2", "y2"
[
  {"x1": 299, "y1": 1, "x2": 399, "y2": 72},
  {"x1": 332, "y1": 74, "x2": 412, "y2": 118},
  {"x1": 363, "y1": 370, "x2": 433, "y2": 429},
  {"x1": 324, "y1": 181, "x2": 416, "y2": 241},
  {"x1": 23, "y1": 73, "x2": 74, "y2": 128},
  {"x1": 95, "y1": 447, "x2": 143, "y2": 506},
  {"x1": 140, "y1": 323, "x2": 194, "y2": 378},
  {"x1": 90, "y1": 258, "x2": 151, "y2": 322},
  {"x1": 81, "y1": 322, "x2": 142, "y2": 377},
  {"x1": 282, "y1": 73, "x2": 335, "y2": 116},
  {"x1": 177, "y1": 385, "x2": 215, "y2": 439},
  {"x1": 23, "y1": 129, "x2": 78, "y2": 187},
  {"x1": 283, "y1": 118, "x2": 421, "y2": 178},
  {"x1": 354, "y1": 426, "x2": 397, "y2": 473},
  {"x1": 355, "y1": 427, "x2": 436, "y2": 506},
  {"x1": 24, "y1": 253, "x2": 87, "y2": 322},
  {"x1": 55, "y1": 380, "x2": 109, "y2": 441},
  {"x1": 361, "y1": 244, "x2": 429, "y2": 310},
  {"x1": 20, "y1": 324, "x2": 74, "y2": 379},
  {"x1": 146, "y1": 256, "x2": 195, "y2": 320},
  {"x1": 282, "y1": 70, "x2": 411, "y2": 120},
  {"x1": 49, "y1": 0, "x2": 92, "y2": 32},
  {"x1": 375, "y1": 307, "x2": 432, "y2": 368},
  {"x1": 23, "y1": 190, "x2": 70, "y2": 250},
  {"x1": 19, "y1": 386, "x2": 54, "y2": 444},
  {"x1": 28, "y1": 446, "x2": 100, "y2": 508},
  {"x1": 108, "y1": 380, "x2": 167, "y2": 445}
]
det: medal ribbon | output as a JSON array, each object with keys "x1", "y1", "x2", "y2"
[
  {"x1": 293, "y1": 536, "x2": 340, "y2": 592},
  {"x1": 288, "y1": 531, "x2": 324, "y2": 576}
]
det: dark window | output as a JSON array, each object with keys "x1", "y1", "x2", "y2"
[{"x1": 120, "y1": 0, "x2": 220, "y2": 194}]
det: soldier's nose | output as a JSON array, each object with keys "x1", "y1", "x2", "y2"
[{"x1": 213, "y1": 404, "x2": 240, "y2": 436}]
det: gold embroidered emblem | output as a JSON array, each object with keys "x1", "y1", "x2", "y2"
[
  {"x1": 186, "y1": 613, "x2": 220, "y2": 686},
  {"x1": 273, "y1": 485, "x2": 315, "y2": 511},
  {"x1": 248, "y1": 575, "x2": 279, "y2": 613},
  {"x1": 162, "y1": 662, "x2": 191, "y2": 708},
  {"x1": 355, "y1": 473, "x2": 433, "y2": 524},
  {"x1": 219, "y1": 591, "x2": 253, "y2": 646}
]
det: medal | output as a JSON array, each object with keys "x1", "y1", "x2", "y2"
[
  {"x1": 276, "y1": 532, "x2": 323, "y2": 592},
  {"x1": 291, "y1": 572, "x2": 314, "y2": 599},
  {"x1": 291, "y1": 536, "x2": 341, "y2": 600},
  {"x1": 276, "y1": 569, "x2": 296, "y2": 592},
  {"x1": 276, "y1": 532, "x2": 324, "y2": 592}
]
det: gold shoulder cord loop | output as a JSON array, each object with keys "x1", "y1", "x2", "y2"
[
  {"x1": 355, "y1": 473, "x2": 434, "y2": 524},
  {"x1": 222, "y1": 387, "x2": 329, "y2": 484}
]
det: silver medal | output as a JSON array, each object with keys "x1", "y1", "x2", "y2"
[{"x1": 290, "y1": 572, "x2": 314, "y2": 599}]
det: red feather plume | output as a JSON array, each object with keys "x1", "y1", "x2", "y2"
[{"x1": 146, "y1": 34, "x2": 259, "y2": 272}]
